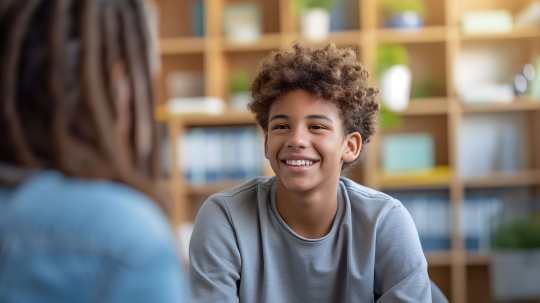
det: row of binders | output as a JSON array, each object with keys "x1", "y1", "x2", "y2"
[
  {"x1": 162, "y1": 126, "x2": 266, "y2": 185},
  {"x1": 399, "y1": 195, "x2": 503, "y2": 251}
]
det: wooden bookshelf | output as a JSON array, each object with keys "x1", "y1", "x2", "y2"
[
  {"x1": 459, "y1": 25, "x2": 540, "y2": 41},
  {"x1": 463, "y1": 170, "x2": 540, "y2": 188},
  {"x1": 221, "y1": 33, "x2": 282, "y2": 51},
  {"x1": 376, "y1": 26, "x2": 447, "y2": 43},
  {"x1": 159, "y1": 37, "x2": 205, "y2": 55},
  {"x1": 152, "y1": 0, "x2": 540, "y2": 302},
  {"x1": 462, "y1": 99, "x2": 540, "y2": 113},
  {"x1": 400, "y1": 98, "x2": 452, "y2": 115}
]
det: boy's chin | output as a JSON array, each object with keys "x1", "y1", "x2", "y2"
[{"x1": 277, "y1": 176, "x2": 317, "y2": 194}]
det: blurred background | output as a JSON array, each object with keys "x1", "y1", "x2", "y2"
[{"x1": 145, "y1": 0, "x2": 540, "y2": 302}]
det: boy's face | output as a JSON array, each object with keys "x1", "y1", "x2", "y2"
[{"x1": 264, "y1": 89, "x2": 361, "y2": 194}]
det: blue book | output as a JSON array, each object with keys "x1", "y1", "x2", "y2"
[
  {"x1": 204, "y1": 128, "x2": 221, "y2": 182},
  {"x1": 191, "y1": 0, "x2": 205, "y2": 37},
  {"x1": 229, "y1": 128, "x2": 246, "y2": 180}
]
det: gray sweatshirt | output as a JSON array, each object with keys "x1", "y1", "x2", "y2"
[{"x1": 189, "y1": 176, "x2": 431, "y2": 303}]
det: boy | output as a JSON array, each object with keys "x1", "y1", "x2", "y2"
[{"x1": 189, "y1": 43, "x2": 431, "y2": 302}]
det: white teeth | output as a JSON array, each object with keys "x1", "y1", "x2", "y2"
[{"x1": 285, "y1": 160, "x2": 314, "y2": 166}]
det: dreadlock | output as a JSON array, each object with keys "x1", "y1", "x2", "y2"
[{"x1": 0, "y1": 0, "x2": 168, "y2": 215}]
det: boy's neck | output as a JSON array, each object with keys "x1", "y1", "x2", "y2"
[{"x1": 275, "y1": 178, "x2": 340, "y2": 239}]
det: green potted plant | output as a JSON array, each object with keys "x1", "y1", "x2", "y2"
[
  {"x1": 229, "y1": 70, "x2": 252, "y2": 111},
  {"x1": 376, "y1": 44, "x2": 411, "y2": 112},
  {"x1": 490, "y1": 217, "x2": 540, "y2": 301},
  {"x1": 294, "y1": 0, "x2": 337, "y2": 41},
  {"x1": 380, "y1": 0, "x2": 426, "y2": 29}
]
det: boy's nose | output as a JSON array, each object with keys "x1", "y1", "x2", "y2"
[{"x1": 285, "y1": 128, "x2": 307, "y2": 149}]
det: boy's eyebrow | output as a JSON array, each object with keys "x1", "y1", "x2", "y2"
[
  {"x1": 306, "y1": 115, "x2": 333, "y2": 123},
  {"x1": 269, "y1": 114, "x2": 288, "y2": 122},
  {"x1": 269, "y1": 114, "x2": 334, "y2": 123}
]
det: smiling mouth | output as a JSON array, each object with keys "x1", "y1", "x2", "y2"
[{"x1": 282, "y1": 159, "x2": 318, "y2": 166}]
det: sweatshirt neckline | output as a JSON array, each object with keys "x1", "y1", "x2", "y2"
[{"x1": 269, "y1": 181, "x2": 345, "y2": 242}]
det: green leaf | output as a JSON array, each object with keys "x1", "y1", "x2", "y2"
[
  {"x1": 229, "y1": 70, "x2": 250, "y2": 93},
  {"x1": 376, "y1": 44, "x2": 409, "y2": 75},
  {"x1": 293, "y1": 0, "x2": 337, "y2": 12},
  {"x1": 379, "y1": 105, "x2": 402, "y2": 130}
]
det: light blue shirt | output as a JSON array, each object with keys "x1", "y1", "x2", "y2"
[{"x1": 0, "y1": 170, "x2": 187, "y2": 303}]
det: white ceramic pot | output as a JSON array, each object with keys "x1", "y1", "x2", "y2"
[
  {"x1": 231, "y1": 92, "x2": 252, "y2": 111},
  {"x1": 379, "y1": 65, "x2": 412, "y2": 112},
  {"x1": 490, "y1": 249, "x2": 540, "y2": 301},
  {"x1": 300, "y1": 8, "x2": 330, "y2": 42}
]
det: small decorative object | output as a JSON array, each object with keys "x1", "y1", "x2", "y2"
[
  {"x1": 381, "y1": 133, "x2": 434, "y2": 173},
  {"x1": 513, "y1": 64, "x2": 535, "y2": 98},
  {"x1": 223, "y1": 4, "x2": 262, "y2": 44},
  {"x1": 490, "y1": 217, "x2": 540, "y2": 302},
  {"x1": 295, "y1": 0, "x2": 336, "y2": 41},
  {"x1": 229, "y1": 70, "x2": 252, "y2": 111},
  {"x1": 380, "y1": 0, "x2": 426, "y2": 29},
  {"x1": 377, "y1": 44, "x2": 411, "y2": 112}
]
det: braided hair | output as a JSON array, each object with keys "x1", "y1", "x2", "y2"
[{"x1": 0, "y1": 0, "x2": 168, "y2": 214}]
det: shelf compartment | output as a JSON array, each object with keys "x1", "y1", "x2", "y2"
[
  {"x1": 466, "y1": 265, "x2": 495, "y2": 303},
  {"x1": 376, "y1": 26, "x2": 447, "y2": 43},
  {"x1": 379, "y1": 114, "x2": 450, "y2": 185},
  {"x1": 463, "y1": 170, "x2": 540, "y2": 188},
  {"x1": 155, "y1": 0, "x2": 201, "y2": 39},
  {"x1": 157, "y1": 54, "x2": 205, "y2": 106},
  {"x1": 159, "y1": 37, "x2": 205, "y2": 55},
  {"x1": 428, "y1": 266, "x2": 452, "y2": 302}
]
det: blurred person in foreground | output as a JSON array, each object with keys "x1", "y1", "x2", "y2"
[{"x1": 0, "y1": 0, "x2": 187, "y2": 302}]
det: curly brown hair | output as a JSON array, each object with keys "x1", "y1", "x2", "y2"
[{"x1": 248, "y1": 42, "x2": 380, "y2": 169}]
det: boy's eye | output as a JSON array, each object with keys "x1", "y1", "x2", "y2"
[
  {"x1": 310, "y1": 125, "x2": 326, "y2": 130},
  {"x1": 273, "y1": 124, "x2": 288, "y2": 130}
]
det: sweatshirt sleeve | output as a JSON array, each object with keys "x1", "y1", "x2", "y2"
[
  {"x1": 374, "y1": 203, "x2": 432, "y2": 302},
  {"x1": 188, "y1": 195, "x2": 241, "y2": 303}
]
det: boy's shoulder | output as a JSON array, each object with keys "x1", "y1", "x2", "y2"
[
  {"x1": 212, "y1": 176, "x2": 275, "y2": 199},
  {"x1": 339, "y1": 177, "x2": 401, "y2": 210}
]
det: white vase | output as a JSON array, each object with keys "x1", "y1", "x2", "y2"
[
  {"x1": 231, "y1": 92, "x2": 252, "y2": 111},
  {"x1": 490, "y1": 249, "x2": 540, "y2": 301},
  {"x1": 379, "y1": 65, "x2": 412, "y2": 112},
  {"x1": 300, "y1": 8, "x2": 330, "y2": 42}
]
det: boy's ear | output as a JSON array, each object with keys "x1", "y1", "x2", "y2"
[
  {"x1": 264, "y1": 133, "x2": 269, "y2": 159},
  {"x1": 342, "y1": 132, "x2": 362, "y2": 163}
]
